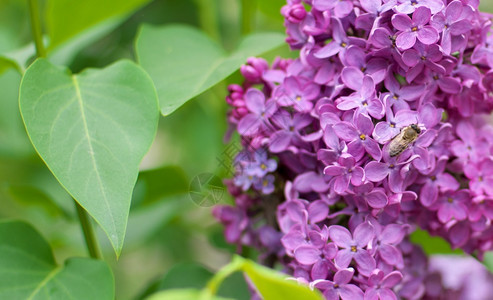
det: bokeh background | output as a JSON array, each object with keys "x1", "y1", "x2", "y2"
[{"x1": 0, "y1": 0, "x2": 493, "y2": 299}]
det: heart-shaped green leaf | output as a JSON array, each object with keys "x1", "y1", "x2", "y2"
[
  {"x1": 19, "y1": 58, "x2": 159, "y2": 256},
  {"x1": 135, "y1": 24, "x2": 285, "y2": 115},
  {"x1": 0, "y1": 220, "x2": 114, "y2": 299},
  {"x1": 46, "y1": 0, "x2": 152, "y2": 49}
]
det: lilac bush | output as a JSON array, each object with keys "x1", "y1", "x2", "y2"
[{"x1": 215, "y1": 0, "x2": 493, "y2": 298}]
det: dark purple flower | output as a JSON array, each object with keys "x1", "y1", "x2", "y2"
[
  {"x1": 464, "y1": 159, "x2": 493, "y2": 197},
  {"x1": 365, "y1": 270, "x2": 403, "y2": 300},
  {"x1": 365, "y1": 149, "x2": 418, "y2": 193},
  {"x1": 417, "y1": 156, "x2": 459, "y2": 207},
  {"x1": 312, "y1": 268, "x2": 365, "y2": 300},
  {"x1": 315, "y1": 18, "x2": 366, "y2": 61},
  {"x1": 333, "y1": 113, "x2": 383, "y2": 161},
  {"x1": 324, "y1": 154, "x2": 365, "y2": 194},
  {"x1": 392, "y1": 7, "x2": 439, "y2": 50},
  {"x1": 343, "y1": 46, "x2": 388, "y2": 84},
  {"x1": 253, "y1": 174, "x2": 276, "y2": 194},
  {"x1": 329, "y1": 222, "x2": 376, "y2": 276},
  {"x1": 238, "y1": 88, "x2": 277, "y2": 136},
  {"x1": 313, "y1": 0, "x2": 354, "y2": 18},
  {"x1": 395, "y1": 0, "x2": 444, "y2": 14},
  {"x1": 401, "y1": 42, "x2": 445, "y2": 83},
  {"x1": 337, "y1": 74, "x2": 384, "y2": 119},
  {"x1": 430, "y1": 0, "x2": 474, "y2": 54},
  {"x1": 382, "y1": 74, "x2": 424, "y2": 111},
  {"x1": 275, "y1": 76, "x2": 320, "y2": 112},
  {"x1": 269, "y1": 110, "x2": 313, "y2": 153},
  {"x1": 373, "y1": 106, "x2": 418, "y2": 144},
  {"x1": 431, "y1": 190, "x2": 469, "y2": 223}
]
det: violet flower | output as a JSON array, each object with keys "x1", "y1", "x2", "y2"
[
  {"x1": 329, "y1": 222, "x2": 376, "y2": 276},
  {"x1": 311, "y1": 268, "x2": 365, "y2": 300},
  {"x1": 392, "y1": 7, "x2": 439, "y2": 50},
  {"x1": 324, "y1": 153, "x2": 365, "y2": 194}
]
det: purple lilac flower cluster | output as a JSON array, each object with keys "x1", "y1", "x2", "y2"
[{"x1": 215, "y1": 0, "x2": 493, "y2": 298}]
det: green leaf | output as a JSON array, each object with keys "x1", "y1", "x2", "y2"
[
  {"x1": 158, "y1": 263, "x2": 214, "y2": 290},
  {"x1": 410, "y1": 229, "x2": 464, "y2": 255},
  {"x1": 46, "y1": 0, "x2": 152, "y2": 49},
  {"x1": 6, "y1": 184, "x2": 67, "y2": 218},
  {"x1": 0, "y1": 220, "x2": 114, "y2": 299},
  {"x1": 135, "y1": 24, "x2": 285, "y2": 115},
  {"x1": 146, "y1": 289, "x2": 231, "y2": 300},
  {"x1": 205, "y1": 256, "x2": 323, "y2": 300},
  {"x1": 238, "y1": 257, "x2": 324, "y2": 300},
  {"x1": 257, "y1": 0, "x2": 286, "y2": 21},
  {"x1": 19, "y1": 58, "x2": 159, "y2": 256},
  {"x1": 482, "y1": 252, "x2": 493, "y2": 274},
  {"x1": 0, "y1": 70, "x2": 32, "y2": 157},
  {"x1": 132, "y1": 165, "x2": 189, "y2": 207}
]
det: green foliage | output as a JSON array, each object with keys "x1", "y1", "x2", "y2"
[
  {"x1": 0, "y1": 220, "x2": 114, "y2": 299},
  {"x1": 135, "y1": 24, "x2": 285, "y2": 115},
  {"x1": 46, "y1": 0, "x2": 152, "y2": 49},
  {"x1": 410, "y1": 229, "x2": 464, "y2": 255},
  {"x1": 19, "y1": 59, "x2": 159, "y2": 256}
]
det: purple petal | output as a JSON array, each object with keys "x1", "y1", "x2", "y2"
[
  {"x1": 365, "y1": 161, "x2": 389, "y2": 182},
  {"x1": 363, "y1": 138, "x2": 383, "y2": 161},
  {"x1": 334, "y1": 122, "x2": 358, "y2": 141},
  {"x1": 420, "y1": 181, "x2": 438, "y2": 207},
  {"x1": 329, "y1": 225, "x2": 352, "y2": 248},
  {"x1": 392, "y1": 14, "x2": 413, "y2": 31},
  {"x1": 294, "y1": 245, "x2": 321, "y2": 265},
  {"x1": 315, "y1": 41, "x2": 341, "y2": 59},
  {"x1": 396, "y1": 32, "x2": 417, "y2": 50},
  {"x1": 354, "y1": 250, "x2": 377, "y2": 276},
  {"x1": 350, "y1": 167, "x2": 365, "y2": 186},
  {"x1": 238, "y1": 114, "x2": 261, "y2": 136},
  {"x1": 334, "y1": 249, "x2": 353, "y2": 268},
  {"x1": 402, "y1": 49, "x2": 420, "y2": 67},
  {"x1": 367, "y1": 190, "x2": 388, "y2": 208},
  {"x1": 342, "y1": 67, "x2": 365, "y2": 91},
  {"x1": 380, "y1": 224, "x2": 406, "y2": 244},
  {"x1": 382, "y1": 271, "x2": 403, "y2": 288},
  {"x1": 413, "y1": 7, "x2": 431, "y2": 26},
  {"x1": 245, "y1": 88, "x2": 265, "y2": 115},
  {"x1": 345, "y1": 46, "x2": 366, "y2": 68},
  {"x1": 379, "y1": 244, "x2": 402, "y2": 266},
  {"x1": 269, "y1": 131, "x2": 293, "y2": 153},
  {"x1": 324, "y1": 165, "x2": 346, "y2": 176},
  {"x1": 334, "y1": 175, "x2": 350, "y2": 194},
  {"x1": 339, "y1": 284, "x2": 364, "y2": 300},
  {"x1": 308, "y1": 200, "x2": 329, "y2": 223},
  {"x1": 417, "y1": 26, "x2": 439, "y2": 45},
  {"x1": 354, "y1": 222, "x2": 375, "y2": 247},
  {"x1": 334, "y1": 0, "x2": 354, "y2": 18},
  {"x1": 334, "y1": 268, "x2": 355, "y2": 285}
]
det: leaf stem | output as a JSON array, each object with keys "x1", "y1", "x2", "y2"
[
  {"x1": 240, "y1": 0, "x2": 256, "y2": 35},
  {"x1": 195, "y1": 0, "x2": 221, "y2": 43},
  {"x1": 75, "y1": 200, "x2": 102, "y2": 260},
  {"x1": 27, "y1": 0, "x2": 47, "y2": 58}
]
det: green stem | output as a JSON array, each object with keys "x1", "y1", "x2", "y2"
[
  {"x1": 27, "y1": 0, "x2": 46, "y2": 58},
  {"x1": 240, "y1": 0, "x2": 256, "y2": 35},
  {"x1": 195, "y1": 0, "x2": 221, "y2": 43},
  {"x1": 75, "y1": 200, "x2": 102, "y2": 259}
]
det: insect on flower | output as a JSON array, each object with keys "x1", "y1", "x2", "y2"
[{"x1": 389, "y1": 124, "x2": 421, "y2": 157}]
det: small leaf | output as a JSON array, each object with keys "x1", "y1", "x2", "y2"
[
  {"x1": 132, "y1": 165, "x2": 189, "y2": 207},
  {"x1": 238, "y1": 257, "x2": 325, "y2": 300},
  {"x1": 0, "y1": 220, "x2": 114, "y2": 299},
  {"x1": 19, "y1": 58, "x2": 159, "y2": 256},
  {"x1": 46, "y1": 0, "x2": 152, "y2": 49},
  {"x1": 410, "y1": 229, "x2": 464, "y2": 255},
  {"x1": 135, "y1": 24, "x2": 285, "y2": 115},
  {"x1": 146, "y1": 289, "x2": 231, "y2": 300}
]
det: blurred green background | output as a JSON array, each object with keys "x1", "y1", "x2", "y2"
[{"x1": 1, "y1": 0, "x2": 493, "y2": 299}]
